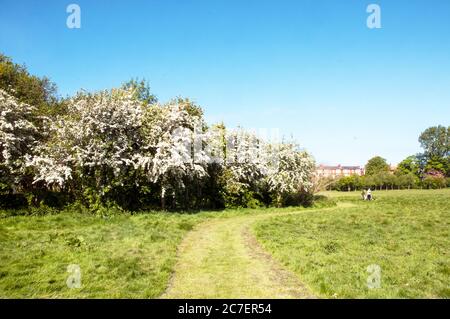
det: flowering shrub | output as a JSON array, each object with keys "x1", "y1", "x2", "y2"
[
  {"x1": 0, "y1": 89, "x2": 38, "y2": 192},
  {"x1": 26, "y1": 89, "x2": 144, "y2": 208},
  {"x1": 135, "y1": 99, "x2": 211, "y2": 209},
  {"x1": 266, "y1": 143, "x2": 315, "y2": 206},
  {"x1": 422, "y1": 172, "x2": 447, "y2": 189},
  {"x1": 7, "y1": 85, "x2": 315, "y2": 211}
]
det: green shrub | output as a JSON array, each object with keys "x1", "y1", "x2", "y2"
[
  {"x1": 421, "y1": 175, "x2": 447, "y2": 189},
  {"x1": 223, "y1": 186, "x2": 262, "y2": 209}
]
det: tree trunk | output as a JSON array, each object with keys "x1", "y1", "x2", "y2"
[
  {"x1": 161, "y1": 186, "x2": 166, "y2": 210},
  {"x1": 277, "y1": 194, "x2": 282, "y2": 208}
]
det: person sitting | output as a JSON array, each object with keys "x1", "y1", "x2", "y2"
[{"x1": 366, "y1": 188, "x2": 372, "y2": 201}]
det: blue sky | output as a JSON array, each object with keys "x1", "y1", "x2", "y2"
[{"x1": 1, "y1": 0, "x2": 449, "y2": 165}]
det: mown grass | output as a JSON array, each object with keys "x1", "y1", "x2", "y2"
[
  {"x1": 253, "y1": 189, "x2": 450, "y2": 298},
  {"x1": 1, "y1": 190, "x2": 448, "y2": 298},
  {"x1": 0, "y1": 198, "x2": 333, "y2": 299}
]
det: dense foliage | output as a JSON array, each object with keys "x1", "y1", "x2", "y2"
[
  {"x1": 325, "y1": 155, "x2": 448, "y2": 193},
  {"x1": 419, "y1": 125, "x2": 449, "y2": 159},
  {"x1": 0, "y1": 89, "x2": 38, "y2": 193},
  {"x1": 364, "y1": 156, "x2": 389, "y2": 176},
  {"x1": 325, "y1": 172, "x2": 449, "y2": 192},
  {"x1": 0, "y1": 54, "x2": 315, "y2": 212}
]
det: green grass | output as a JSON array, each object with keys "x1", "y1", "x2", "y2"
[
  {"x1": 0, "y1": 211, "x2": 203, "y2": 298},
  {"x1": 253, "y1": 189, "x2": 450, "y2": 298},
  {"x1": 1, "y1": 190, "x2": 449, "y2": 298},
  {"x1": 0, "y1": 204, "x2": 326, "y2": 299}
]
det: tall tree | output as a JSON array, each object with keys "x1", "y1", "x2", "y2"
[
  {"x1": 425, "y1": 155, "x2": 449, "y2": 177},
  {"x1": 365, "y1": 156, "x2": 389, "y2": 176},
  {"x1": 0, "y1": 53, "x2": 60, "y2": 116},
  {"x1": 121, "y1": 78, "x2": 157, "y2": 105},
  {"x1": 418, "y1": 125, "x2": 449, "y2": 158},
  {"x1": 396, "y1": 155, "x2": 420, "y2": 176}
]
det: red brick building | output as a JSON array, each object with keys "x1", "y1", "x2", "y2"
[{"x1": 316, "y1": 164, "x2": 365, "y2": 178}]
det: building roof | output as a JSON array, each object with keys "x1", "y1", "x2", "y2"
[{"x1": 317, "y1": 164, "x2": 362, "y2": 170}]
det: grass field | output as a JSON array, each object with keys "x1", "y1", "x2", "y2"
[
  {"x1": 0, "y1": 189, "x2": 449, "y2": 298},
  {"x1": 0, "y1": 212, "x2": 203, "y2": 298},
  {"x1": 253, "y1": 189, "x2": 450, "y2": 298}
]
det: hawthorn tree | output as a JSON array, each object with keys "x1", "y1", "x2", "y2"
[
  {"x1": 26, "y1": 88, "x2": 144, "y2": 207},
  {"x1": 265, "y1": 142, "x2": 315, "y2": 206},
  {"x1": 0, "y1": 89, "x2": 38, "y2": 193},
  {"x1": 0, "y1": 50, "x2": 319, "y2": 211},
  {"x1": 135, "y1": 99, "x2": 210, "y2": 209}
]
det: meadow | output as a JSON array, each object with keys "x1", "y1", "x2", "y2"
[
  {"x1": 253, "y1": 189, "x2": 450, "y2": 298},
  {"x1": 0, "y1": 189, "x2": 449, "y2": 298},
  {"x1": 0, "y1": 211, "x2": 202, "y2": 298}
]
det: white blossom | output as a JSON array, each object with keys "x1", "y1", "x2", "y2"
[
  {"x1": 135, "y1": 100, "x2": 211, "y2": 198},
  {"x1": 224, "y1": 128, "x2": 268, "y2": 183},
  {"x1": 19, "y1": 84, "x2": 315, "y2": 207},
  {"x1": 265, "y1": 142, "x2": 315, "y2": 194},
  {"x1": 26, "y1": 89, "x2": 143, "y2": 188},
  {"x1": 0, "y1": 89, "x2": 38, "y2": 187}
]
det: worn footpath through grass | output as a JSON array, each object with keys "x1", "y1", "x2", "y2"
[
  {"x1": 0, "y1": 199, "x2": 336, "y2": 298},
  {"x1": 2, "y1": 189, "x2": 448, "y2": 298},
  {"x1": 162, "y1": 203, "x2": 348, "y2": 299}
]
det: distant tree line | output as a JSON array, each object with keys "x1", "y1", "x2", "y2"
[{"x1": 325, "y1": 127, "x2": 449, "y2": 191}]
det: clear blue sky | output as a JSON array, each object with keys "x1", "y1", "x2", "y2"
[{"x1": 1, "y1": 0, "x2": 449, "y2": 165}]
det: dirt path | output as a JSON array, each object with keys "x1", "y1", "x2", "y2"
[{"x1": 162, "y1": 204, "x2": 352, "y2": 298}]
